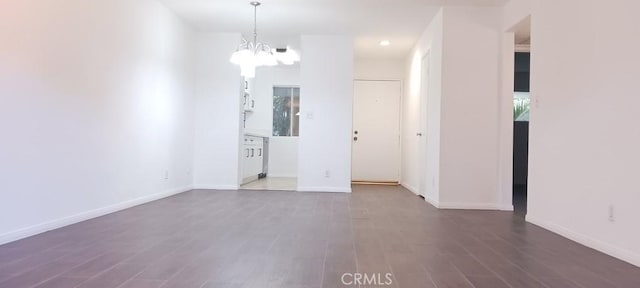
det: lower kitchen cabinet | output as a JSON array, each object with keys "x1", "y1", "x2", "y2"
[{"x1": 242, "y1": 136, "x2": 264, "y2": 184}]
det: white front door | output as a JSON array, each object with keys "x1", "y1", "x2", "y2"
[{"x1": 352, "y1": 80, "x2": 401, "y2": 183}]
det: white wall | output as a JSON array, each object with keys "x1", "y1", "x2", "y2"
[
  {"x1": 0, "y1": 0, "x2": 196, "y2": 243},
  {"x1": 498, "y1": 31, "x2": 515, "y2": 208},
  {"x1": 402, "y1": 10, "x2": 443, "y2": 204},
  {"x1": 192, "y1": 33, "x2": 244, "y2": 189},
  {"x1": 403, "y1": 7, "x2": 503, "y2": 209},
  {"x1": 299, "y1": 35, "x2": 354, "y2": 192},
  {"x1": 503, "y1": 0, "x2": 640, "y2": 267},
  {"x1": 268, "y1": 138, "x2": 299, "y2": 178},
  {"x1": 246, "y1": 66, "x2": 300, "y2": 178},
  {"x1": 438, "y1": 7, "x2": 502, "y2": 208},
  {"x1": 354, "y1": 59, "x2": 404, "y2": 80}
]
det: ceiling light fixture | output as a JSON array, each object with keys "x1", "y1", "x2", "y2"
[
  {"x1": 230, "y1": 2, "x2": 277, "y2": 78},
  {"x1": 274, "y1": 47, "x2": 300, "y2": 66},
  {"x1": 379, "y1": 40, "x2": 391, "y2": 47}
]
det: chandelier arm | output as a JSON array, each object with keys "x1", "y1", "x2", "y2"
[{"x1": 231, "y1": 1, "x2": 283, "y2": 75}]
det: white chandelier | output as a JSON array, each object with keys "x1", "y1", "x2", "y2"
[{"x1": 230, "y1": 2, "x2": 299, "y2": 78}]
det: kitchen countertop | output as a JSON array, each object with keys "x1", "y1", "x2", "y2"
[{"x1": 243, "y1": 131, "x2": 270, "y2": 138}]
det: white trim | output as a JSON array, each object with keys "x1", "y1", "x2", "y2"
[
  {"x1": 527, "y1": 214, "x2": 640, "y2": 268},
  {"x1": 437, "y1": 202, "x2": 503, "y2": 210},
  {"x1": 400, "y1": 183, "x2": 441, "y2": 208},
  {"x1": 401, "y1": 183, "x2": 419, "y2": 195},
  {"x1": 0, "y1": 186, "x2": 193, "y2": 246},
  {"x1": 297, "y1": 187, "x2": 352, "y2": 193},
  {"x1": 515, "y1": 44, "x2": 531, "y2": 53},
  {"x1": 193, "y1": 185, "x2": 239, "y2": 190},
  {"x1": 424, "y1": 195, "x2": 441, "y2": 209}
]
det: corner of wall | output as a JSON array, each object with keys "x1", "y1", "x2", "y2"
[
  {"x1": 527, "y1": 213, "x2": 640, "y2": 268},
  {"x1": 298, "y1": 35, "x2": 354, "y2": 192},
  {"x1": 0, "y1": 186, "x2": 193, "y2": 246},
  {"x1": 424, "y1": 195, "x2": 441, "y2": 209},
  {"x1": 401, "y1": 183, "x2": 419, "y2": 196}
]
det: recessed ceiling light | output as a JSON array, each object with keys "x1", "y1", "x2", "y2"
[{"x1": 379, "y1": 40, "x2": 391, "y2": 47}]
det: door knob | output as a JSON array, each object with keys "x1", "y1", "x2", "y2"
[
  {"x1": 353, "y1": 137, "x2": 358, "y2": 141},
  {"x1": 354, "y1": 131, "x2": 359, "y2": 135},
  {"x1": 417, "y1": 133, "x2": 423, "y2": 137}
]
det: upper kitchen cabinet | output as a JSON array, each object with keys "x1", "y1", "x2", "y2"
[{"x1": 243, "y1": 78, "x2": 256, "y2": 112}]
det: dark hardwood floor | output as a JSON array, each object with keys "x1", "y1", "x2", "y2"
[{"x1": 0, "y1": 185, "x2": 638, "y2": 288}]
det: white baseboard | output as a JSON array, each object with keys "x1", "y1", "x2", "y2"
[
  {"x1": 399, "y1": 183, "x2": 442, "y2": 208},
  {"x1": 400, "y1": 183, "x2": 419, "y2": 195},
  {"x1": 424, "y1": 195, "x2": 441, "y2": 208},
  {"x1": 526, "y1": 214, "x2": 640, "y2": 268},
  {"x1": 297, "y1": 187, "x2": 352, "y2": 193},
  {"x1": 0, "y1": 185, "x2": 193, "y2": 246},
  {"x1": 437, "y1": 202, "x2": 503, "y2": 210},
  {"x1": 193, "y1": 185, "x2": 239, "y2": 190},
  {"x1": 399, "y1": 184, "x2": 506, "y2": 211}
]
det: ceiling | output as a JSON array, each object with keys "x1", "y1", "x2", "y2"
[
  {"x1": 159, "y1": 0, "x2": 509, "y2": 59},
  {"x1": 510, "y1": 15, "x2": 531, "y2": 45},
  {"x1": 511, "y1": 16, "x2": 530, "y2": 52}
]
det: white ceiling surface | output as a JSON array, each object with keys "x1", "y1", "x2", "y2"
[
  {"x1": 159, "y1": 0, "x2": 509, "y2": 59},
  {"x1": 513, "y1": 17, "x2": 531, "y2": 45}
]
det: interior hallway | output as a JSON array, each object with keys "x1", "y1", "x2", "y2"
[{"x1": 0, "y1": 186, "x2": 638, "y2": 288}]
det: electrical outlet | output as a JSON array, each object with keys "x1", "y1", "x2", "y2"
[
  {"x1": 164, "y1": 170, "x2": 169, "y2": 180},
  {"x1": 324, "y1": 170, "x2": 331, "y2": 178},
  {"x1": 608, "y1": 205, "x2": 615, "y2": 222}
]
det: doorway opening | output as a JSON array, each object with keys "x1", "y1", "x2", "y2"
[
  {"x1": 511, "y1": 17, "x2": 531, "y2": 217},
  {"x1": 239, "y1": 47, "x2": 301, "y2": 191},
  {"x1": 351, "y1": 80, "x2": 402, "y2": 185}
]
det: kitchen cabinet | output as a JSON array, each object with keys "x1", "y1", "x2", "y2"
[
  {"x1": 243, "y1": 92, "x2": 255, "y2": 112},
  {"x1": 243, "y1": 78, "x2": 256, "y2": 112},
  {"x1": 242, "y1": 136, "x2": 264, "y2": 184}
]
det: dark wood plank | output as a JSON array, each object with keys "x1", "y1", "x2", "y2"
[{"x1": 0, "y1": 187, "x2": 637, "y2": 288}]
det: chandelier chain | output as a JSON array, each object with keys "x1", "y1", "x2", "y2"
[{"x1": 253, "y1": 3, "x2": 258, "y2": 45}]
